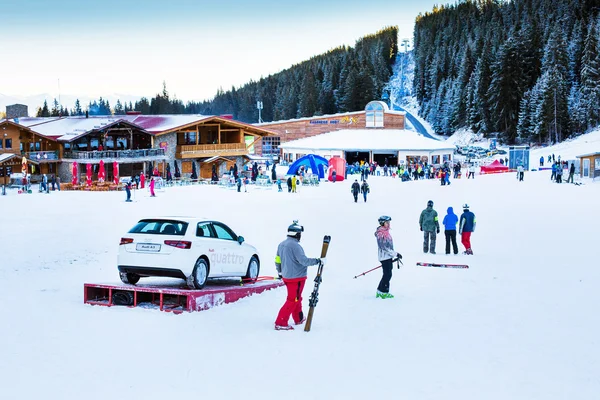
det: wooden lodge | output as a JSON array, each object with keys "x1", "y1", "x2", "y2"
[{"x1": 0, "y1": 114, "x2": 277, "y2": 185}]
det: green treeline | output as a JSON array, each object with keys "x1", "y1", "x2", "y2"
[
  {"x1": 182, "y1": 26, "x2": 398, "y2": 122},
  {"x1": 413, "y1": 0, "x2": 600, "y2": 144}
]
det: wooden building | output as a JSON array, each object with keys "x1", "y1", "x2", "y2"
[
  {"x1": 2, "y1": 114, "x2": 277, "y2": 184},
  {"x1": 576, "y1": 151, "x2": 600, "y2": 179},
  {"x1": 254, "y1": 101, "x2": 406, "y2": 159}
]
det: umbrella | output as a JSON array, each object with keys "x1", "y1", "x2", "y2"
[
  {"x1": 21, "y1": 157, "x2": 27, "y2": 175},
  {"x1": 72, "y1": 162, "x2": 78, "y2": 185},
  {"x1": 98, "y1": 160, "x2": 105, "y2": 183},
  {"x1": 174, "y1": 160, "x2": 181, "y2": 178},
  {"x1": 113, "y1": 162, "x2": 119, "y2": 185},
  {"x1": 86, "y1": 163, "x2": 92, "y2": 186},
  {"x1": 191, "y1": 161, "x2": 198, "y2": 180},
  {"x1": 140, "y1": 172, "x2": 145, "y2": 189}
]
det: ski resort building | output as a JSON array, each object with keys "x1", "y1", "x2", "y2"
[
  {"x1": 0, "y1": 114, "x2": 277, "y2": 185},
  {"x1": 256, "y1": 101, "x2": 454, "y2": 165},
  {"x1": 576, "y1": 151, "x2": 600, "y2": 179}
]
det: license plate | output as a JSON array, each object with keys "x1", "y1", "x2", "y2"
[{"x1": 136, "y1": 243, "x2": 161, "y2": 252}]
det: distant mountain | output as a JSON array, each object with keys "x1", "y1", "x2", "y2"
[{"x1": 0, "y1": 93, "x2": 142, "y2": 117}]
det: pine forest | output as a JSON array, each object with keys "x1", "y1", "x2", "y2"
[{"x1": 413, "y1": 0, "x2": 600, "y2": 144}]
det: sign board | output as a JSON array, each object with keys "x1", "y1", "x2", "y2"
[{"x1": 159, "y1": 142, "x2": 168, "y2": 152}]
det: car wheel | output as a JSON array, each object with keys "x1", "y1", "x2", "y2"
[
  {"x1": 120, "y1": 272, "x2": 140, "y2": 285},
  {"x1": 244, "y1": 256, "x2": 260, "y2": 282},
  {"x1": 190, "y1": 258, "x2": 209, "y2": 289}
]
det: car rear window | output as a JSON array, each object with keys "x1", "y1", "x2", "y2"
[{"x1": 129, "y1": 219, "x2": 188, "y2": 236}]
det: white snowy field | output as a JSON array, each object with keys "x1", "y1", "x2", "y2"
[{"x1": 1, "y1": 169, "x2": 599, "y2": 400}]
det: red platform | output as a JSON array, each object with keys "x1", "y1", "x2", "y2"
[{"x1": 84, "y1": 278, "x2": 284, "y2": 314}]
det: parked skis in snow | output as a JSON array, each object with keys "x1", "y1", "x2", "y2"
[
  {"x1": 417, "y1": 262, "x2": 469, "y2": 269},
  {"x1": 304, "y1": 235, "x2": 331, "y2": 332}
]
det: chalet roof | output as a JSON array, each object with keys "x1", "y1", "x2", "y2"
[
  {"x1": 0, "y1": 153, "x2": 40, "y2": 165},
  {"x1": 10, "y1": 115, "x2": 277, "y2": 140},
  {"x1": 255, "y1": 109, "x2": 405, "y2": 127}
]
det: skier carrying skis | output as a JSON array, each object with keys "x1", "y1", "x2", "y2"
[
  {"x1": 274, "y1": 221, "x2": 325, "y2": 331},
  {"x1": 360, "y1": 180, "x2": 370, "y2": 202},
  {"x1": 351, "y1": 179, "x2": 360, "y2": 202},
  {"x1": 459, "y1": 204, "x2": 476, "y2": 255},
  {"x1": 419, "y1": 200, "x2": 440, "y2": 254},
  {"x1": 442, "y1": 206, "x2": 458, "y2": 254},
  {"x1": 375, "y1": 216, "x2": 401, "y2": 299}
]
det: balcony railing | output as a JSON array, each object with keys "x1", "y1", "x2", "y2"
[
  {"x1": 64, "y1": 148, "x2": 166, "y2": 160},
  {"x1": 24, "y1": 150, "x2": 60, "y2": 161},
  {"x1": 177, "y1": 143, "x2": 247, "y2": 158}
]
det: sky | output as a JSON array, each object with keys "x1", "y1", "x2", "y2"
[{"x1": 0, "y1": 0, "x2": 439, "y2": 105}]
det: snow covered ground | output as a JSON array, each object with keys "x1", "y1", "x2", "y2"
[{"x1": 1, "y1": 165, "x2": 599, "y2": 399}]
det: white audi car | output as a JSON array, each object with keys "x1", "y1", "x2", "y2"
[{"x1": 118, "y1": 217, "x2": 260, "y2": 289}]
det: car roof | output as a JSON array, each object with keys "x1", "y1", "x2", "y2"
[{"x1": 138, "y1": 216, "x2": 210, "y2": 222}]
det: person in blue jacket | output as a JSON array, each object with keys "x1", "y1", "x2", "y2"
[{"x1": 442, "y1": 206, "x2": 459, "y2": 254}]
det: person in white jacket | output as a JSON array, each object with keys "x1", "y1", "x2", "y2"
[{"x1": 468, "y1": 164, "x2": 476, "y2": 179}]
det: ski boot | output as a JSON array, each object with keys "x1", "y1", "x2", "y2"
[
  {"x1": 377, "y1": 291, "x2": 394, "y2": 299},
  {"x1": 275, "y1": 324, "x2": 294, "y2": 331}
]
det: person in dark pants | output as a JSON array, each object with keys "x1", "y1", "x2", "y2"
[
  {"x1": 332, "y1": 169, "x2": 337, "y2": 183},
  {"x1": 375, "y1": 216, "x2": 401, "y2": 299},
  {"x1": 419, "y1": 200, "x2": 440, "y2": 254},
  {"x1": 351, "y1": 179, "x2": 360, "y2": 202},
  {"x1": 567, "y1": 163, "x2": 575, "y2": 183},
  {"x1": 442, "y1": 206, "x2": 459, "y2": 254},
  {"x1": 360, "y1": 180, "x2": 370, "y2": 202},
  {"x1": 125, "y1": 181, "x2": 132, "y2": 202},
  {"x1": 287, "y1": 176, "x2": 292, "y2": 193}
]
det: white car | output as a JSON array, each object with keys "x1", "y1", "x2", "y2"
[{"x1": 118, "y1": 217, "x2": 260, "y2": 289}]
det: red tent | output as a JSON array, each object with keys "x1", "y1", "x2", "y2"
[
  {"x1": 480, "y1": 160, "x2": 509, "y2": 174},
  {"x1": 98, "y1": 160, "x2": 106, "y2": 182},
  {"x1": 113, "y1": 162, "x2": 119, "y2": 185},
  {"x1": 86, "y1": 163, "x2": 92, "y2": 186},
  {"x1": 72, "y1": 162, "x2": 78, "y2": 185}
]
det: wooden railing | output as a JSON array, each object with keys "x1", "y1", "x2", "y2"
[
  {"x1": 64, "y1": 148, "x2": 166, "y2": 160},
  {"x1": 23, "y1": 150, "x2": 60, "y2": 161},
  {"x1": 177, "y1": 143, "x2": 247, "y2": 158}
]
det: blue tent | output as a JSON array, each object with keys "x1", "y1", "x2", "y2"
[{"x1": 287, "y1": 154, "x2": 328, "y2": 179}]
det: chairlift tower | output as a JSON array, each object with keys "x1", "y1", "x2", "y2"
[
  {"x1": 257, "y1": 101, "x2": 263, "y2": 124},
  {"x1": 399, "y1": 39, "x2": 410, "y2": 100}
]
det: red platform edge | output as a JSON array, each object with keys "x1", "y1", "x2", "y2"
[{"x1": 84, "y1": 279, "x2": 284, "y2": 314}]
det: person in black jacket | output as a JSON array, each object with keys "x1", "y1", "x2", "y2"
[
  {"x1": 567, "y1": 163, "x2": 575, "y2": 183},
  {"x1": 351, "y1": 179, "x2": 360, "y2": 202},
  {"x1": 360, "y1": 180, "x2": 370, "y2": 202}
]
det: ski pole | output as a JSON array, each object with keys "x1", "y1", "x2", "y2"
[
  {"x1": 354, "y1": 257, "x2": 402, "y2": 279},
  {"x1": 353, "y1": 265, "x2": 381, "y2": 279}
]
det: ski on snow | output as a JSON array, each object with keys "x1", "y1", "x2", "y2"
[
  {"x1": 304, "y1": 235, "x2": 331, "y2": 332},
  {"x1": 417, "y1": 262, "x2": 469, "y2": 269}
]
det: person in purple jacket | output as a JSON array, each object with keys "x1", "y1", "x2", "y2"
[{"x1": 442, "y1": 206, "x2": 459, "y2": 255}]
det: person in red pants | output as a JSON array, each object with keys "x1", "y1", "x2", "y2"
[
  {"x1": 274, "y1": 221, "x2": 324, "y2": 330},
  {"x1": 459, "y1": 204, "x2": 476, "y2": 255}
]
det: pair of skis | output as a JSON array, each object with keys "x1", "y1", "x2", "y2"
[{"x1": 304, "y1": 235, "x2": 331, "y2": 332}]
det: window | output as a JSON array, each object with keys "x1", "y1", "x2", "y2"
[
  {"x1": 365, "y1": 101, "x2": 385, "y2": 128},
  {"x1": 5, "y1": 138, "x2": 12, "y2": 149},
  {"x1": 128, "y1": 219, "x2": 188, "y2": 236},
  {"x1": 262, "y1": 136, "x2": 281, "y2": 157},
  {"x1": 197, "y1": 222, "x2": 215, "y2": 238},
  {"x1": 212, "y1": 223, "x2": 236, "y2": 241},
  {"x1": 0, "y1": 140, "x2": 3, "y2": 149}
]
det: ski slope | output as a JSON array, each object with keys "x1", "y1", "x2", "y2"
[{"x1": 0, "y1": 164, "x2": 599, "y2": 399}]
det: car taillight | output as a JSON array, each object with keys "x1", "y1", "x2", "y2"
[
  {"x1": 120, "y1": 238, "x2": 134, "y2": 245},
  {"x1": 164, "y1": 240, "x2": 192, "y2": 249}
]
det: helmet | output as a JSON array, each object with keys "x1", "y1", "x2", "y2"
[
  {"x1": 427, "y1": 200, "x2": 434, "y2": 207},
  {"x1": 463, "y1": 203, "x2": 470, "y2": 210},
  {"x1": 287, "y1": 221, "x2": 304, "y2": 237},
  {"x1": 378, "y1": 215, "x2": 392, "y2": 226}
]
